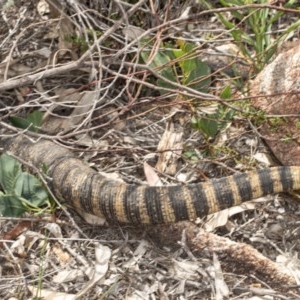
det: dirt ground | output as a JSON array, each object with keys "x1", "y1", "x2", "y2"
[{"x1": 1, "y1": 1, "x2": 300, "y2": 299}]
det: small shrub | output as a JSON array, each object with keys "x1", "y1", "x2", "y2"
[{"x1": 0, "y1": 154, "x2": 50, "y2": 217}]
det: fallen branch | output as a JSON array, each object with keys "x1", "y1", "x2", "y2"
[{"x1": 147, "y1": 222, "x2": 296, "y2": 290}]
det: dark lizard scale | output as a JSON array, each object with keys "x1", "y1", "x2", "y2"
[
  {"x1": 78, "y1": 172, "x2": 98, "y2": 214},
  {"x1": 168, "y1": 185, "x2": 189, "y2": 222},
  {"x1": 278, "y1": 167, "x2": 294, "y2": 190},
  {"x1": 211, "y1": 177, "x2": 236, "y2": 210},
  {"x1": 258, "y1": 168, "x2": 274, "y2": 195},
  {"x1": 97, "y1": 180, "x2": 118, "y2": 221},
  {"x1": 187, "y1": 183, "x2": 210, "y2": 217},
  {"x1": 2, "y1": 136, "x2": 300, "y2": 224},
  {"x1": 234, "y1": 172, "x2": 254, "y2": 202},
  {"x1": 144, "y1": 187, "x2": 165, "y2": 224},
  {"x1": 124, "y1": 185, "x2": 143, "y2": 224},
  {"x1": 47, "y1": 156, "x2": 75, "y2": 191}
]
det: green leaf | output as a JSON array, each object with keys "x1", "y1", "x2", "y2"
[
  {"x1": 182, "y1": 43, "x2": 194, "y2": 54},
  {"x1": 157, "y1": 67, "x2": 177, "y2": 95},
  {"x1": 173, "y1": 48, "x2": 183, "y2": 59},
  {"x1": 0, "y1": 154, "x2": 22, "y2": 194},
  {"x1": 217, "y1": 13, "x2": 235, "y2": 30},
  {"x1": 172, "y1": 42, "x2": 211, "y2": 93},
  {"x1": 15, "y1": 173, "x2": 48, "y2": 207},
  {"x1": 141, "y1": 46, "x2": 173, "y2": 71},
  {"x1": 0, "y1": 153, "x2": 49, "y2": 217},
  {"x1": 177, "y1": 43, "x2": 196, "y2": 70},
  {"x1": 195, "y1": 116, "x2": 219, "y2": 138},
  {"x1": 183, "y1": 60, "x2": 211, "y2": 92},
  {"x1": 152, "y1": 51, "x2": 171, "y2": 70},
  {"x1": 10, "y1": 111, "x2": 43, "y2": 133},
  {"x1": 191, "y1": 107, "x2": 234, "y2": 139},
  {"x1": 27, "y1": 111, "x2": 43, "y2": 129},
  {"x1": 220, "y1": 86, "x2": 232, "y2": 99},
  {"x1": 0, "y1": 194, "x2": 26, "y2": 217},
  {"x1": 9, "y1": 116, "x2": 32, "y2": 130},
  {"x1": 140, "y1": 46, "x2": 177, "y2": 95},
  {"x1": 183, "y1": 150, "x2": 199, "y2": 161}
]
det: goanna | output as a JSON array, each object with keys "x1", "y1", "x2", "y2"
[{"x1": 2, "y1": 135, "x2": 300, "y2": 224}]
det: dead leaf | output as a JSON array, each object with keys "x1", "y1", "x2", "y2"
[
  {"x1": 144, "y1": 162, "x2": 163, "y2": 186},
  {"x1": 53, "y1": 269, "x2": 84, "y2": 283},
  {"x1": 204, "y1": 202, "x2": 256, "y2": 231},
  {"x1": 28, "y1": 286, "x2": 76, "y2": 300},
  {"x1": 0, "y1": 221, "x2": 32, "y2": 249},
  {"x1": 45, "y1": 0, "x2": 60, "y2": 18},
  {"x1": 171, "y1": 259, "x2": 200, "y2": 280},
  {"x1": 58, "y1": 17, "x2": 76, "y2": 57},
  {"x1": 65, "y1": 90, "x2": 99, "y2": 131},
  {"x1": 44, "y1": 223, "x2": 63, "y2": 238},
  {"x1": 42, "y1": 89, "x2": 99, "y2": 134},
  {"x1": 45, "y1": 0, "x2": 76, "y2": 57},
  {"x1": 213, "y1": 253, "x2": 229, "y2": 299},
  {"x1": 123, "y1": 240, "x2": 150, "y2": 269},
  {"x1": 78, "y1": 211, "x2": 107, "y2": 225},
  {"x1": 253, "y1": 152, "x2": 273, "y2": 166},
  {"x1": 156, "y1": 121, "x2": 183, "y2": 175},
  {"x1": 52, "y1": 243, "x2": 71, "y2": 265},
  {"x1": 76, "y1": 244, "x2": 111, "y2": 298},
  {"x1": 123, "y1": 25, "x2": 145, "y2": 42}
]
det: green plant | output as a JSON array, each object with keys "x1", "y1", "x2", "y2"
[
  {"x1": 268, "y1": 116, "x2": 286, "y2": 129},
  {"x1": 0, "y1": 154, "x2": 50, "y2": 217},
  {"x1": 141, "y1": 41, "x2": 234, "y2": 142},
  {"x1": 295, "y1": 121, "x2": 300, "y2": 130},
  {"x1": 203, "y1": 0, "x2": 300, "y2": 72},
  {"x1": 191, "y1": 85, "x2": 234, "y2": 139},
  {"x1": 182, "y1": 149, "x2": 201, "y2": 162},
  {"x1": 64, "y1": 29, "x2": 104, "y2": 52},
  {"x1": 140, "y1": 40, "x2": 211, "y2": 96},
  {"x1": 191, "y1": 105, "x2": 234, "y2": 140}
]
